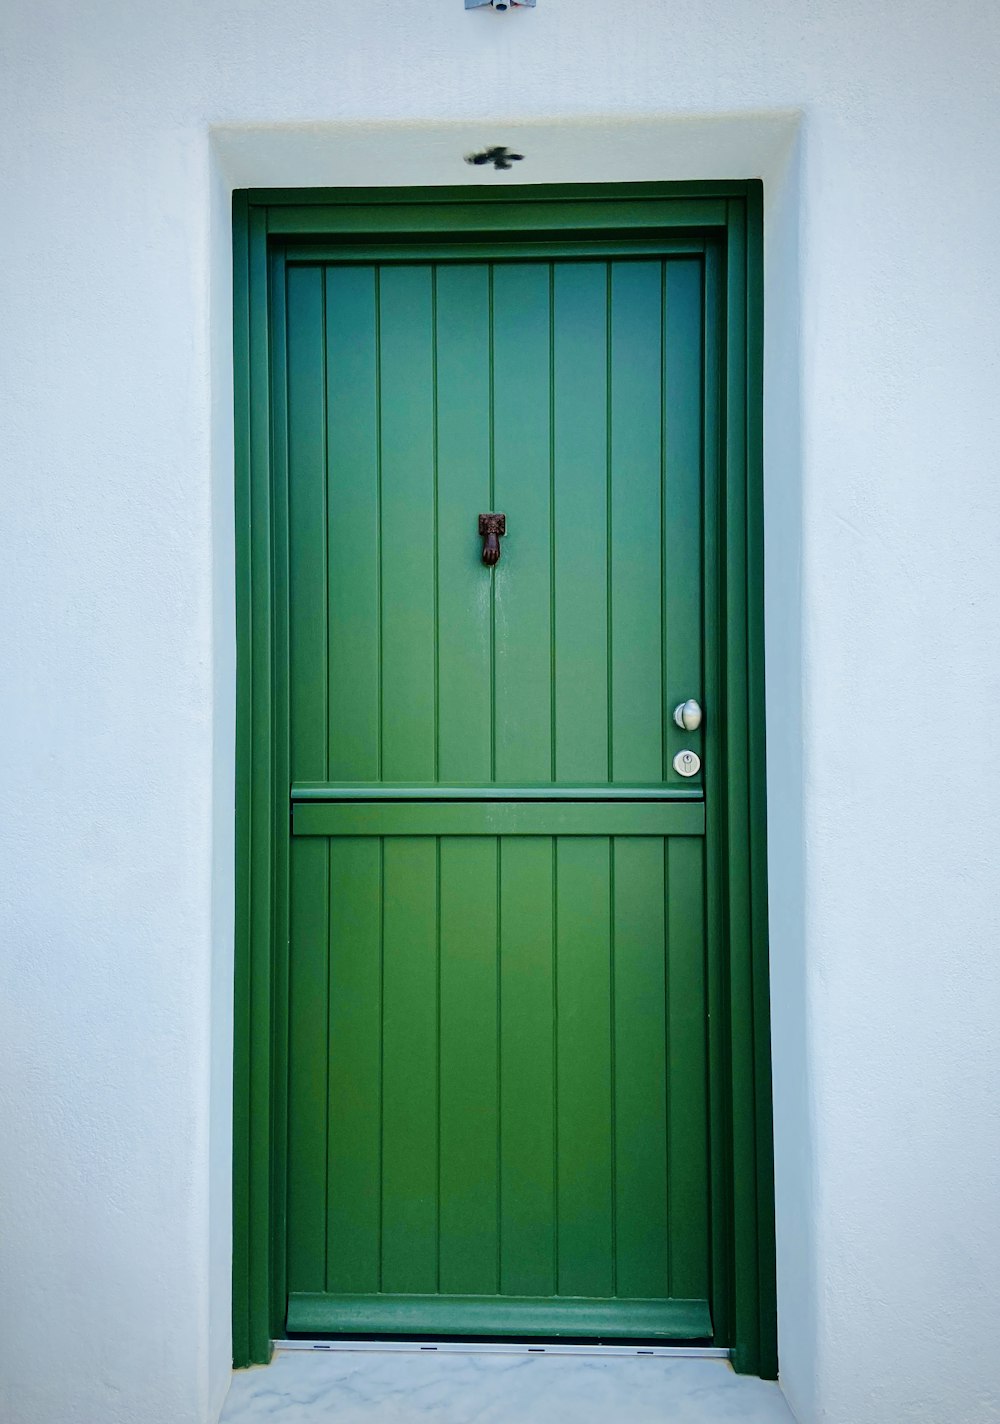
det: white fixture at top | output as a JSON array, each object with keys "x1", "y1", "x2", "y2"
[{"x1": 466, "y1": 0, "x2": 536, "y2": 10}]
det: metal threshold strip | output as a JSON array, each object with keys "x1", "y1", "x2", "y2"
[{"x1": 277, "y1": 1339, "x2": 729, "y2": 1360}]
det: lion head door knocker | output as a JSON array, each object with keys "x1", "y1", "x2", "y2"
[{"x1": 479, "y1": 513, "x2": 506, "y2": 566}]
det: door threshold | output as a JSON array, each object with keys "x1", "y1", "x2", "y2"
[{"x1": 276, "y1": 1339, "x2": 729, "y2": 1360}]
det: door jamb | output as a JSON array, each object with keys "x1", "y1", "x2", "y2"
[{"x1": 232, "y1": 180, "x2": 774, "y2": 1376}]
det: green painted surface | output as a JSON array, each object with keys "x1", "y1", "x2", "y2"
[
  {"x1": 286, "y1": 1292, "x2": 712, "y2": 1339},
  {"x1": 292, "y1": 801, "x2": 704, "y2": 837},
  {"x1": 291, "y1": 782, "x2": 704, "y2": 801},
  {"x1": 283, "y1": 251, "x2": 713, "y2": 1339},
  {"x1": 234, "y1": 182, "x2": 774, "y2": 1376},
  {"x1": 285, "y1": 257, "x2": 704, "y2": 792}
]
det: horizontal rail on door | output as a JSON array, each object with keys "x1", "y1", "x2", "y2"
[
  {"x1": 265, "y1": 197, "x2": 728, "y2": 236},
  {"x1": 282, "y1": 240, "x2": 711, "y2": 264},
  {"x1": 292, "y1": 801, "x2": 705, "y2": 838},
  {"x1": 291, "y1": 782, "x2": 703, "y2": 802},
  {"x1": 286, "y1": 1291, "x2": 712, "y2": 1340}
]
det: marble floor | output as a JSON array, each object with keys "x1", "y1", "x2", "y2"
[{"x1": 221, "y1": 1345, "x2": 797, "y2": 1423}]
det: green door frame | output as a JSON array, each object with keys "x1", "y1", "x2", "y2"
[{"x1": 232, "y1": 181, "x2": 775, "y2": 1377}]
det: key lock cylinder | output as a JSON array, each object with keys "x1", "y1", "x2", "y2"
[{"x1": 672, "y1": 699, "x2": 703, "y2": 778}]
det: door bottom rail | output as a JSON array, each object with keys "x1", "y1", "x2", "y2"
[{"x1": 286, "y1": 1292, "x2": 711, "y2": 1340}]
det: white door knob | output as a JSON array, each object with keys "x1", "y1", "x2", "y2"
[{"x1": 673, "y1": 698, "x2": 703, "y2": 732}]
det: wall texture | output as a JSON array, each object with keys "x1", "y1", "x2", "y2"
[{"x1": 1, "y1": 4, "x2": 999, "y2": 1423}]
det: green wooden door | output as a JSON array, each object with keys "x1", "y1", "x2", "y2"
[{"x1": 282, "y1": 255, "x2": 713, "y2": 1340}]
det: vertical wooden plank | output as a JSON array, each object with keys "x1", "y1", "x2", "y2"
[
  {"x1": 498, "y1": 837, "x2": 556, "y2": 1296},
  {"x1": 268, "y1": 248, "x2": 291, "y2": 1335},
  {"x1": 286, "y1": 264, "x2": 329, "y2": 781},
  {"x1": 701, "y1": 238, "x2": 731, "y2": 1344},
  {"x1": 609, "y1": 262, "x2": 666, "y2": 786},
  {"x1": 235, "y1": 200, "x2": 275, "y2": 1363},
  {"x1": 438, "y1": 837, "x2": 499, "y2": 1292},
  {"x1": 666, "y1": 836, "x2": 710, "y2": 1300},
  {"x1": 746, "y1": 182, "x2": 779, "y2": 1379},
  {"x1": 555, "y1": 837, "x2": 614, "y2": 1297},
  {"x1": 610, "y1": 262, "x2": 665, "y2": 783},
  {"x1": 553, "y1": 264, "x2": 609, "y2": 782},
  {"x1": 326, "y1": 267, "x2": 381, "y2": 781},
  {"x1": 284, "y1": 261, "x2": 330, "y2": 1299},
  {"x1": 435, "y1": 265, "x2": 493, "y2": 782},
  {"x1": 724, "y1": 199, "x2": 762, "y2": 1370},
  {"x1": 663, "y1": 259, "x2": 705, "y2": 787},
  {"x1": 286, "y1": 838, "x2": 330, "y2": 1293},
  {"x1": 493, "y1": 263, "x2": 553, "y2": 782},
  {"x1": 326, "y1": 838, "x2": 382, "y2": 1294},
  {"x1": 232, "y1": 192, "x2": 252, "y2": 1368},
  {"x1": 379, "y1": 266, "x2": 436, "y2": 781},
  {"x1": 380, "y1": 837, "x2": 439, "y2": 1292},
  {"x1": 612, "y1": 836, "x2": 669, "y2": 1299}
]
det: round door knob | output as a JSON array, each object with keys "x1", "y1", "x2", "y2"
[
  {"x1": 673, "y1": 698, "x2": 703, "y2": 732},
  {"x1": 673, "y1": 749, "x2": 701, "y2": 778}
]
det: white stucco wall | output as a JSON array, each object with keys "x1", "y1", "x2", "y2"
[{"x1": 1, "y1": 4, "x2": 998, "y2": 1423}]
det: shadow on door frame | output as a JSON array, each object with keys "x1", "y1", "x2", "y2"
[{"x1": 231, "y1": 181, "x2": 774, "y2": 1377}]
